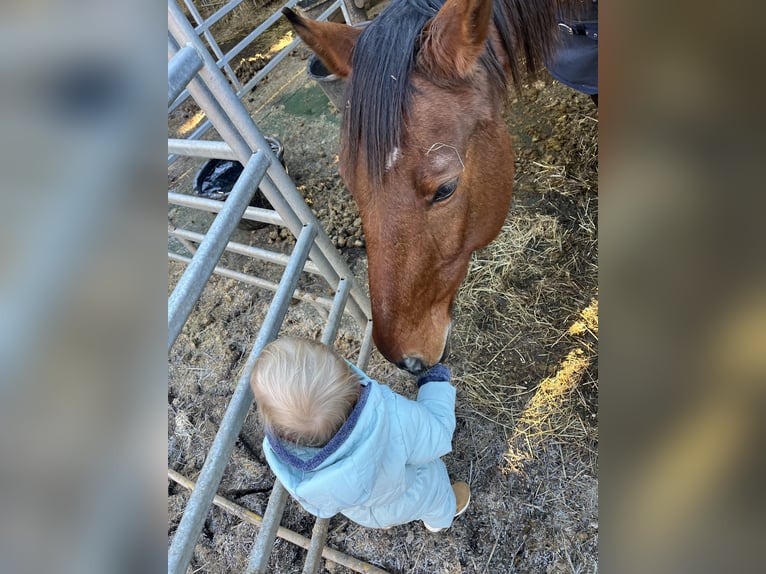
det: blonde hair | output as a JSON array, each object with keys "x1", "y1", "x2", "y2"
[{"x1": 250, "y1": 337, "x2": 361, "y2": 447}]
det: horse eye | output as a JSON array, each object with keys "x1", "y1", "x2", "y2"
[{"x1": 432, "y1": 180, "x2": 458, "y2": 203}]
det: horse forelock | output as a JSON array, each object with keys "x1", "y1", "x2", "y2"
[
  {"x1": 342, "y1": 0, "x2": 438, "y2": 187},
  {"x1": 341, "y1": 0, "x2": 563, "y2": 188}
]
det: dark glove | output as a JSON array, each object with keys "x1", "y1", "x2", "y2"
[{"x1": 416, "y1": 363, "x2": 451, "y2": 388}]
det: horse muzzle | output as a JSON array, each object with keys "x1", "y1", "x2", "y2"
[
  {"x1": 397, "y1": 356, "x2": 428, "y2": 375},
  {"x1": 395, "y1": 322, "x2": 452, "y2": 375}
]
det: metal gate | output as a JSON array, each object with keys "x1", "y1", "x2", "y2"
[{"x1": 167, "y1": 1, "x2": 385, "y2": 571}]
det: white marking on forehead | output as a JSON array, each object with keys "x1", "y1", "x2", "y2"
[
  {"x1": 425, "y1": 142, "x2": 465, "y2": 171},
  {"x1": 385, "y1": 147, "x2": 401, "y2": 172}
]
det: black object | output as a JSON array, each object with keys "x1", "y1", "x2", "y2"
[
  {"x1": 546, "y1": 1, "x2": 598, "y2": 96},
  {"x1": 193, "y1": 136, "x2": 285, "y2": 230}
]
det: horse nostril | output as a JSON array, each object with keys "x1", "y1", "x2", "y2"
[{"x1": 398, "y1": 356, "x2": 427, "y2": 375}]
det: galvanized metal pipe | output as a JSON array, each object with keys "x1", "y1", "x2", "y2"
[
  {"x1": 171, "y1": 0, "x2": 245, "y2": 111},
  {"x1": 246, "y1": 480, "x2": 289, "y2": 574},
  {"x1": 236, "y1": 1, "x2": 342, "y2": 98},
  {"x1": 189, "y1": 0, "x2": 249, "y2": 35},
  {"x1": 181, "y1": 0, "x2": 239, "y2": 91},
  {"x1": 168, "y1": 468, "x2": 389, "y2": 574},
  {"x1": 168, "y1": 227, "x2": 321, "y2": 275},
  {"x1": 169, "y1": 0, "x2": 302, "y2": 113},
  {"x1": 168, "y1": 151, "x2": 270, "y2": 350},
  {"x1": 168, "y1": 223, "x2": 198, "y2": 256},
  {"x1": 167, "y1": 252, "x2": 334, "y2": 309},
  {"x1": 168, "y1": 0, "x2": 371, "y2": 329},
  {"x1": 357, "y1": 320, "x2": 374, "y2": 370},
  {"x1": 341, "y1": 0, "x2": 369, "y2": 25},
  {"x1": 168, "y1": 191, "x2": 285, "y2": 227},
  {"x1": 214, "y1": 0, "x2": 309, "y2": 72},
  {"x1": 302, "y1": 517, "x2": 331, "y2": 574},
  {"x1": 301, "y1": 278, "x2": 353, "y2": 574},
  {"x1": 167, "y1": 138, "x2": 237, "y2": 160},
  {"x1": 237, "y1": 37, "x2": 301, "y2": 96},
  {"x1": 320, "y1": 277, "x2": 351, "y2": 346},
  {"x1": 167, "y1": 44, "x2": 203, "y2": 106},
  {"x1": 167, "y1": 35, "x2": 249, "y2": 169},
  {"x1": 247, "y1": 280, "x2": 353, "y2": 574},
  {"x1": 169, "y1": 0, "x2": 338, "y2": 160},
  {"x1": 168, "y1": 223, "x2": 318, "y2": 574},
  {"x1": 167, "y1": 33, "x2": 251, "y2": 164}
]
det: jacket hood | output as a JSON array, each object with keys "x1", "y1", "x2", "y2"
[{"x1": 263, "y1": 362, "x2": 392, "y2": 516}]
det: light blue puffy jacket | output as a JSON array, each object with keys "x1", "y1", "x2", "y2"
[{"x1": 262, "y1": 363, "x2": 458, "y2": 529}]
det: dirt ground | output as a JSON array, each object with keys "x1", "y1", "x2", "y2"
[{"x1": 168, "y1": 2, "x2": 598, "y2": 572}]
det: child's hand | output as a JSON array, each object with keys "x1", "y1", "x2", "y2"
[{"x1": 416, "y1": 363, "x2": 451, "y2": 388}]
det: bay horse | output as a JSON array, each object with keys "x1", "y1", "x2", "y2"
[{"x1": 283, "y1": 0, "x2": 571, "y2": 373}]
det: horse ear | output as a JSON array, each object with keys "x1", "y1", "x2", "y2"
[
  {"x1": 418, "y1": 0, "x2": 493, "y2": 79},
  {"x1": 282, "y1": 8, "x2": 362, "y2": 78}
]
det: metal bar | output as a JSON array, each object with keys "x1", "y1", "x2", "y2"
[
  {"x1": 320, "y1": 277, "x2": 351, "y2": 346},
  {"x1": 169, "y1": 120, "x2": 211, "y2": 165},
  {"x1": 193, "y1": 0, "x2": 258, "y2": 37},
  {"x1": 357, "y1": 320, "x2": 374, "y2": 370},
  {"x1": 182, "y1": 0, "x2": 205, "y2": 26},
  {"x1": 168, "y1": 44, "x2": 203, "y2": 106},
  {"x1": 260, "y1": 178, "x2": 369, "y2": 329},
  {"x1": 168, "y1": 227, "x2": 322, "y2": 275},
  {"x1": 168, "y1": 469, "x2": 389, "y2": 574},
  {"x1": 167, "y1": 35, "x2": 251, "y2": 169},
  {"x1": 246, "y1": 481, "x2": 289, "y2": 574},
  {"x1": 237, "y1": 37, "x2": 301, "y2": 96},
  {"x1": 339, "y1": 0, "x2": 352, "y2": 23},
  {"x1": 304, "y1": 278, "x2": 357, "y2": 574},
  {"x1": 341, "y1": 0, "x2": 369, "y2": 25},
  {"x1": 182, "y1": 0, "x2": 240, "y2": 92},
  {"x1": 168, "y1": 0, "x2": 371, "y2": 329},
  {"x1": 302, "y1": 517, "x2": 331, "y2": 574},
  {"x1": 236, "y1": 0, "x2": 352, "y2": 98},
  {"x1": 168, "y1": 192, "x2": 285, "y2": 227},
  {"x1": 167, "y1": 32, "x2": 251, "y2": 165},
  {"x1": 168, "y1": 223, "x2": 198, "y2": 256},
  {"x1": 179, "y1": 0, "x2": 250, "y2": 84},
  {"x1": 168, "y1": 151, "x2": 270, "y2": 350},
  {"x1": 168, "y1": 252, "x2": 334, "y2": 308},
  {"x1": 168, "y1": 223, "x2": 318, "y2": 574},
  {"x1": 213, "y1": 0, "x2": 308, "y2": 71},
  {"x1": 171, "y1": 17, "x2": 323, "y2": 140},
  {"x1": 249, "y1": 277, "x2": 355, "y2": 574},
  {"x1": 170, "y1": 1, "x2": 346, "y2": 163},
  {"x1": 168, "y1": 0, "x2": 303, "y2": 114},
  {"x1": 167, "y1": 138, "x2": 237, "y2": 160},
  {"x1": 167, "y1": 0, "x2": 207, "y2": 113},
  {"x1": 167, "y1": 253, "x2": 335, "y2": 309}
]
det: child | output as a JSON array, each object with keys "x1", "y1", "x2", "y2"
[{"x1": 249, "y1": 336, "x2": 470, "y2": 532}]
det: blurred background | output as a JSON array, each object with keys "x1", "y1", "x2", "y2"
[
  {"x1": 600, "y1": 2, "x2": 765, "y2": 572},
  {"x1": 0, "y1": 1, "x2": 166, "y2": 573}
]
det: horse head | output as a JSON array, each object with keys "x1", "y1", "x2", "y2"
[{"x1": 284, "y1": 0, "x2": 558, "y2": 373}]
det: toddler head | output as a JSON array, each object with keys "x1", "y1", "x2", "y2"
[{"x1": 250, "y1": 337, "x2": 361, "y2": 447}]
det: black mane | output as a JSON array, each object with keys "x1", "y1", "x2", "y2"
[{"x1": 342, "y1": 0, "x2": 562, "y2": 186}]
